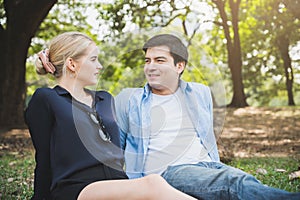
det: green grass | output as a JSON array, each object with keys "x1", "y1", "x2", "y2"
[
  {"x1": 0, "y1": 152, "x2": 299, "y2": 199},
  {"x1": 227, "y1": 157, "x2": 300, "y2": 192},
  {"x1": 0, "y1": 152, "x2": 34, "y2": 199}
]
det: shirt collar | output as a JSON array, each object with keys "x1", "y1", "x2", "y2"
[
  {"x1": 54, "y1": 85, "x2": 70, "y2": 96},
  {"x1": 178, "y1": 79, "x2": 192, "y2": 92},
  {"x1": 143, "y1": 83, "x2": 151, "y2": 98},
  {"x1": 53, "y1": 85, "x2": 103, "y2": 101}
]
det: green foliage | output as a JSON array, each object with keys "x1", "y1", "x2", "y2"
[
  {"x1": 228, "y1": 157, "x2": 300, "y2": 192},
  {"x1": 0, "y1": 0, "x2": 5, "y2": 22},
  {"x1": 96, "y1": 0, "x2": 198, "y2": 41},
  {"x1": 241, "y1": 0, "x2": 300, "y2": 106},
  {"x1": 185, "y1": 34, "x2": 207, "y2": 83},
  {"x1": 29, "y1": 1, "x2": 94, "y2": 50},
  {"x1": 95, "y1": 32, "x2": 149, "y2": 95}
]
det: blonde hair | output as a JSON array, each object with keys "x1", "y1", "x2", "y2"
[{"x1": 35, "y1": 32, "x2": 94, "y2": 78}]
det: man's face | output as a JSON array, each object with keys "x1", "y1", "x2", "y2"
[{"x1": 144, "y1": 45, "x2": 184, "y2": 95}]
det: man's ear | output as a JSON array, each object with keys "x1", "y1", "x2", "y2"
[
  {"x1": 176, "y1": 61, "x2": 185, "y2": 74},
  {"x1": 66, "y1": 58, "x2": 76, "y2": 72}
]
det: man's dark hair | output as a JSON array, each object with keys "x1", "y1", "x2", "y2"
[{"x1": 143, "y1": 34, "x2": 189, "y2": 66}]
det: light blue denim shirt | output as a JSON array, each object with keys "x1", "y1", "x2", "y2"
[{"x1": 115, "y1": 80, "x2": 220, "y2": 179}]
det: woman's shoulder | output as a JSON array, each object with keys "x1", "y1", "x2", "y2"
[
  {"x1": 31, "y1": 87, "x2": 56, "y2": 99},
  {"x1": 28, "y1": 87, "x2": 65, "y2": 107},
  {"x1": 26, "y1": 87, "x2": 57, "y2": 112}
]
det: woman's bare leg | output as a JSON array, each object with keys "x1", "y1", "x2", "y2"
[{"x1": 77, "y1": 174, "x2": 196, "y2": 200}]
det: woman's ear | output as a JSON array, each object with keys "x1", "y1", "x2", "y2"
[
  {"x1": 176, "y1": 61, "x2": 185, "y2": 74},
  {"x1": 66, "y1": 58, "x2": 76, "y2": 72}
]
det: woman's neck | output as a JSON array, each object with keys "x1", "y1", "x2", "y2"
[{"x1": 58, "y1": 79, "x2": 93, "y2": 107}]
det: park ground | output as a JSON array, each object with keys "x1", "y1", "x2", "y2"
[
  {"x1": 1, "y1": 106, "x2": 299, "y2": 159},
  {"x1": 216, "y1": 106, "x2": 300, "y2": 160},
  {"x1": 0, "y1": 106, "x2": 299, "y2": 198}
]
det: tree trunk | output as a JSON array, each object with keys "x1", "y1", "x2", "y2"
[
  {"x1": 277, "y1": 35, "x2": 295, "y2": 106},
  {"x1": 0, "y1": 32, "x2": 27, "y2": 128},
  {"x1": 0, "y1": 0, "x2": 56, "y2": 129},
  {"x1": 213, "y1": 0, "x2": 248, "y2": 107},
  {"x1": 283, "y1": 0, "x2": 300, "y2": 20}
]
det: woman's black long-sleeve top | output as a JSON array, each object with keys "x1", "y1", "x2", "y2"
[{"x1": 25, "y1": 85, "x2": 127, "y2": 199}]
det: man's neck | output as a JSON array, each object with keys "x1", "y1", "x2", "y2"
[
  {"x1": 151, "y1": 86, "x2": 178, "y2": 95},
  {"x1": 150, "y1": 81, "x2": 180, "y2": 95}
]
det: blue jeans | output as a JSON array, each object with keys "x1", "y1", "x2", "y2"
[{"x1": 161, "y1": 162, "x2": 300, "y2": 200}]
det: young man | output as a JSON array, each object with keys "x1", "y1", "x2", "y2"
[{"x1": 115, "y1": 34, "x2": 300, "y2": 199}]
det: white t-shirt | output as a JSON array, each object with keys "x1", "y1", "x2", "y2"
[{"x1": 144, "y1": 89, "x2": 211, "y2": 175}]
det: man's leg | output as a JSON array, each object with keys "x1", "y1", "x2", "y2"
[{"x1": 161, "y1": 162, "x2": 300, "y2": 200}]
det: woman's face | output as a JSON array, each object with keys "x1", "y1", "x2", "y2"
[{"x1": 75, "y1": 43, "x2": 103, "y2": 86}]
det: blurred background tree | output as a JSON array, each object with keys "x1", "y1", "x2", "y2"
[
  {"x1": 0, "y1": 0, "x2": 57, "y2": 128},
  {"x1": 0, "y1": 0, "x2": 299, "y2": 129},
  {"x1": 95, "y1": 0, "x2": 299, "y2": 107}
]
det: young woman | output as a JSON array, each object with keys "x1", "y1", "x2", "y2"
[{"x1": 25, "y1": 32, "x2": 196, "y2": 200}]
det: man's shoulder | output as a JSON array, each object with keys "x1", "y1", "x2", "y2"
[
  {"x1": 117, "y1": 88, "x2": 144, "y2": 99},
  {"x1": 184, "y1": 82, "x2": 212, "y2": 104},
  {"x1": 115, "y1": 88, "x2": 144, "y2": 115},
  {"x1": 185, "y1": 82, "x2": 210, "y2": 92}
]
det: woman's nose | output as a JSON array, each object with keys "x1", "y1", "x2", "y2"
[{"x1": 97, "y1": 62, "x2": 103, "y2": 70}]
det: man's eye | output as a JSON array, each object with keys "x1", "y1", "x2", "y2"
[{"x1": 145, "y1": 59, "x2": 150, "y2": 63}]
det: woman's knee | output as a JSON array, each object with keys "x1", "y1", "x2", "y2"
[{"x1": 145, "y1": 174, "x2": 170, "y2": 191}]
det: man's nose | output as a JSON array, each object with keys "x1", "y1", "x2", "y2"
[{"x1": 146, "y1": 62, "x2": 157, "y2": 70}]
